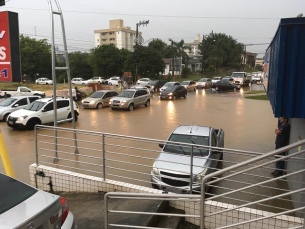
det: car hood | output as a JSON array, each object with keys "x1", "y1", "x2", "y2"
[
  {"x1": 0, "y1": 106, "x2": 11, "y2": 111},
  {"x1": 111, "y1": 96, "x2": 131, "y2": 101},
  {"x1": 155, "y1": 152, "x2": 208, "y2": 174},
  {"x1": 83, "y1": 97, "x2": 100, "y2": 102},
  {"x1": 9, "y1": 109, "x2": 38, "y2": 118}
]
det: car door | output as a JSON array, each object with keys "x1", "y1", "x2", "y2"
[
  {"x1": 57, "y1": 100, "x2": 70, "y2": 120},
  {"x1": 40, "y1": 102, "x2": 54, "y2": 124},
  {"x1": 133, "y1": 90, "x2": 142, "y2": 107},
  {"x1": 102, "y1": 92, "x2": 111, "y2": 106}
]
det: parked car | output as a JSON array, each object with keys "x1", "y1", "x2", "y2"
[
  {"x1": 160, "y1": 82, "x2": 180, "y2": 92},
  {"x1": 7, "y1": 97, "x2": 79, "y2": 130},
  {"x1": 231, "y1": 72, "x2": 251, "y2": 86},
  {"x1": 130, "y1": 84, "x2": 154, "y2": 97},
  {"x1": 196, "y1": 78, "x2": 212, "y2": 89},
  {"x1": 0, "y1": 86, "x2": 45, "y2": 98},
  {"x1": 160, "y1": 85, "x2": 187, "y2": 100},
  {"x1": 0, "y1": 173, "x2": 76, "y2": 229},
  {"x1": 88, "y1": 76, "x2": 105, "y2": 84},
  {"x1": 148, "y1": 80, "x2": 165, "y2": 92},
  {"x1": 212, "y1": 80, "x2": 241, "y2": 91},
  {"x1": 211, "y1": 77, "x2": 222, "y2": 84},
  {"x1": 251, "y1": 73, "x2": 262, "y2": 84},
  {"x1": 108, "y1": 76, "x2": 122, "y2": 86},
  {"x1": 82, "y1": 90, "x2": 118, "y2": 109},
  {"x1": 35, "y1": 77, "x2": 53, "y2": 85},
  {"x1": 109, "y1": 88, "x2": 150, "y2": 111},
  {"x1": 221, "y1": 76, "x2": 235, "y2": 84},
  {"x1": 71, "y1": 78, "x2": 90, "y2": 85},
  {"x1": 0, "y1": 96, "x2": 41, "y2": 121},
  {"x1": 181, "y1": 80, "x2": 196, "y2": 92},
  {"x1": 137, "y1": 78, "x2": 150, "y2": 85},
  {"x1": 151, "y1": 125, "x2": 224, "y2": 194}
]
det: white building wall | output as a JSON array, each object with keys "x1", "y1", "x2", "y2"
[
  {"x1": 95, "y1": 33, "x2": 100, "y2": 47},
  {"x1": 116, "y1": 31, "x2": 124, "y2": 49}
]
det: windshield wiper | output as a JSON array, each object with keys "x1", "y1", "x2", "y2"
[{"x1": 189, "y1": 139, "x2": 205, "y2": 156}]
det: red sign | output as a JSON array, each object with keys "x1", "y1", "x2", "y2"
[{"x1": 0, "y1": 11, "x2": 12, "y2": 82}]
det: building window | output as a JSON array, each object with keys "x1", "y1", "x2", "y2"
[
  {"x1": 101, "y1": 33, "x2": 107, "y2": 36},
  {"x1": 109, "y1": 32, "x2": 114, "y2": 35},
  {"x1": 110, "y1": 38, "x2": 115, "y2": 41},
  {"x1": 97, "y1": 39, "x2": 99, "y2": 42},
  {"x1": 102, "y1": 39, "x2": 107, "y2": 42}
]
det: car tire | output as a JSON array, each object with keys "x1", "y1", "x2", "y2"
[
  {"x1": 3, "y1": 113, "x2": 9, "y2": 121},
  {"x1": 145, "y1": 100, "x2": 150, "y2": 107},
  {"x1": 68, "y1": 112, "x2": 78, "y2": 121},
  {"x1": 98, "y1": 81, "x2": 101, "y2": 84},
  {"x1": 46, "y1": 83, "x2": 49, "y2": 85},
  {"x1": 128, "y1": 103, "x2": 134, "y2": 111},
  {"x1": 82, "y1": 83, "x2": 85, "y2": 85},
  {"x1": 215, "y1": 87, "x2": 219, "y2": 91},
  {"x1": 233, "y1": 88, "x2": 237, "y2": 92},
  {"x1": 97, "y1": 103, "x2": 103, "y2": 109},
  {"x1": 27, "y1": 119, "x2": 40, "y2": 130},
  {"x1": 184, "y1": 93, "x2": 187, "y2": 98},
  {"x1": 173, "y1": 95, "x2": 176, "y2": 100}
]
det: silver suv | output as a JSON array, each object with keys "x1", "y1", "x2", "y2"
[{"x1": 109, "y1": 88, "x2": 150, "y2": 111}]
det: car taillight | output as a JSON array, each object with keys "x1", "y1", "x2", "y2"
[{"x1": 60, "y1": 197, "x2": 70, "y2": 225}]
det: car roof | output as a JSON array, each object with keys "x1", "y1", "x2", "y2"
[
  {"x1": 94, "y1": 90, "x2": 116, "y2": 93},
  {"x1": 35, "y1": 97, "x2": 70, "y2": 103},
  {"x1": 11, "y1": 95, "x2": 41, "y2": 99},
  {"x1": 173, "y1": 125, "x2": 210, "y2": 137}
]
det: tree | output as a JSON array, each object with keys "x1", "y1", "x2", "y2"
[
  {"x1": 69, "y1": 51, "x2": 92, "y2": 79},
  {"x1": 20, "y1": 34, "x2": 52, "y2": 81},
  {"x1": 297, "y1": 13, "x2": 303, "y2": 17},
  {"x1": 148, "y1": 39, "x2": 167, "y2": 55}
]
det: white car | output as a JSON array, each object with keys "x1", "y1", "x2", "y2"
[
  {"x1": 108, "y1": 76, "x2": 121, "y2": 86},
  {"x1": 88, "y1": 76, "x2": 105, "y2": 84},
  {"x1": 0, "y1": 172, "x2": 76, "y2": 229},
  {"x1": 7, "y1": 97, "x2": 79, "y2": 130},
  {"x1": 196, "y1": 78, "x2": 212, "y2": 89},
  {"x1": 211, "y1": 77, "x2": 223, "y2": 84},
  {"x1": 130, "y1": 84, "x2": 154, "y2": 97},
  {"x1": 71, "y1": 78, "x2": 90, "y2": 85},
  {"x1": 137, "y1": 78, "x2": 150, "y2": 85},
  {"x1": 160, "y1": 82, "x2": 180, "y2": 92},
  {"x1": 35, "y1": 77, "x2": 53, "y2": 85}
]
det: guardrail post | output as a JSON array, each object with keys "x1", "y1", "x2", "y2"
[
  {"x1": 35, "y1": 126, "x2": 38, "y2": 165},
  {"x1": 104, "y1": 193, "x2": 109, "y2": 229},
  {"x1": 190, "y1": 145, "x2": 194, "y2": 194},
  {"x1": 200, "y1": 178, "x2": 207, "y2": 229},
  {"x1": 102, "y1": 133, "x2": 106, "y2": 181}
]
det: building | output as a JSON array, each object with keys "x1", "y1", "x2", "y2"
[
  {"x1": 241, "y1": 51, "x2": 257, "y2": 68},
  {"x1": 184, "y1": 34, "x2": 201, "y2": 56},
  {"x1": 94, "y1": 19, "x2": 141, "y2": 52}
]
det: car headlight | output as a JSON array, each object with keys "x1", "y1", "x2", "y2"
[
  {"x1": 168, "y1": 93, "x2": 173, "y2": 95},
  {"x1": 151, "y1": 86, "x2": 154, "y2": 89},
  {"x1": 17, "y1": 115, "x2": 28, "y2": 121},
  {"x1": 152, "y1": 162, "x2": 159, "y2": 176},
  {"x1": 193, "y1": 167, "x2": 208, "y2": 183},
  {"x1": 122, "y1": 100, "x2": 127, "y2": 103},
  {"x1": 90, "y1": 101, "x2": 95, "y2": 104}
]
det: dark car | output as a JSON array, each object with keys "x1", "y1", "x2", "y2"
[
  {"x1": 212, "y1": 80, "x2": 241, "y2": 91},
  {"x1": 148, "y1": 80, "x2": 165, "y2": 92},
  {"x1": 160, "y1": 85, "x2": 187, "y2": 100},
  {"x1": 221, "y1": 76, "x2": 235, "y2": 84}
]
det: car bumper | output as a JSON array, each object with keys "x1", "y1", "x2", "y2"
[
  {"x1": 82, "y1": 103, "x2": 96, "y2": 108},
  {"x1": 160, "y1": 95, "x2": 174, "y2": 100},
  {"x1": 110, "y1": 103, "x2": 129, "y2": 109},
  {"x1": 7, "y1": 120, "x2": 26, "y2": 129},
  {"x1": 62, "y1": 211, "x2": 77, "y2": 229}
]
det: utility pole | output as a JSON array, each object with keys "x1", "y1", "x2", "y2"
[
  {"x1": 169, "y1": 39, "x2": 174, "y2": 81},
  {"x1": 135, "y1": 20, "x2": 149, "y2": 83}
]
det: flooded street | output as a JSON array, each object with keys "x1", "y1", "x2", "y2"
[{"x1": 0, "y1": 85, "x2": 277, "y2": 184}]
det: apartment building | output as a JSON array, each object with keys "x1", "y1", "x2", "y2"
[
  {"x1": 94, "y1": 19, "x2": 141, "y2": 52},
  {"x1": 184, "y1": 34, "x2": 201, "y2": 56}
]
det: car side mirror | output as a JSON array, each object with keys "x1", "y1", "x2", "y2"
[
  {"x1": 13, "y1": 104, "x2": 19, "y2": 107},
  {"x1": 159, "y1": 143, "x2": 164, "y2": 148},
  {"x1": 42, "y1": 109, "x2": 47, "y2": 112}
]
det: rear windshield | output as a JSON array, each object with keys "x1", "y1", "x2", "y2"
[
  {"x1": 0, "y1": 173, "x2": 37, "y2": 214},
  {"x1": 181, "y1": 82, "x2": 189, "y2": 85},
  {"x1": 232, "y1": 73, "x2": 244, "y2": 78},
  {"x1": 0, "y1": 98, "x2": 17, "y2": 106},
  {"x1": 198, "y1": 79, "x2": 207, "y2": 82},
  {"x1": 213, "y1": 77, "x2": 221, "y2": 80},
  {"x1": 90, "y1": 91, "x2": 105, "y2": 98},
  {"x1": 25, "y1": 101, "x2": 46, "y2": 111},
  {"x1": 118, "y1": 91, "x2": 134, "y2": 98},
  {"x1": 164, "y1": 134, "x2": 210, "y2": 156}
]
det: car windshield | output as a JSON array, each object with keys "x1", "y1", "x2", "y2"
[
  {"x1": 199, "y1": 79, "x2": 207, "y2": 82},
  {"x1": 232, "y1": 73, "x2": 244, "y2": 78},
  {"x1": 163, "y1": 86, "x2": 175, "y2": 91},
  {"x1": 0, "y1": 98, "x2": 17, "y2": 106},
  {"x1": 164, "y1": 134, "x2": 210, "y2": 156},
  {"x1": 164, "y1": 82, "x2": 175, "y2": 87},
  {"x1": 118, "y1": 91, "x2": 134, "y2": 98},
  {"x1": 24, "y1": 101, "x2": 46, "y2": 111},
  {"x1": 0, "y1": 173, "x2": 37, "y2": 214},
  {"x1": 149, "y1": 80, "x2": 158, "y2": 85},
  {"x1": 181, "y1": 82, "x2": 189, "y2": 85},
  {"x1": 90, "y1": 91, "x2": 105, "y2": 98}
]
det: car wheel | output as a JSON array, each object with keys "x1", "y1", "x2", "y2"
[
  {"x1": 233, "y1": 88, "x2": 237, "y2": 92},
  {"x1": 184, "y1": 93, "x2": 187, "y2": 98},
  {"x1": 98, "y1": 81, "x2": 101, "y2": 84},
  {"x1": 46, "y1": 83, "x2": 49, "y2": 85},
  {"x1": 215, "y1": 87, "x2": 219, "y2": 91},
  {"x1": 3, "y1": 113, "x2": 9, "y2": 121},
  {"x1": 27, "y1": 119, "x2": 40, "y2": 130},
  {"x1": 68, "y1": 112, "x2": 78, "y2": 121},
  {"x1": 82, "y1": 83, "x2": 85, "y2": 85},
  {"x1": 97, "y1": 103, "x2": 103, "y2": 109},
  {"x1": 109, "y1": 82, "x2": 112, "y2": 85},
  {"x1": 173, "y1": 95, "x2": 176, "y2": 100},
  {"x1": 145, "y1": 100, "x2": 150, "y2": 107},
  {"x1": 128, "y1": 103, "x2": 134, "y2": 111}
]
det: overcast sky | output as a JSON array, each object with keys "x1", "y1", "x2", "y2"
[{"x1": 2, "y1": 0, "x2": 304, "y2": 57}]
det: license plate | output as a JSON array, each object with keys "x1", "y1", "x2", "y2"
[
  {"x1": 165, "y1": 187, "x2": 182, "y2": 194},
  {"x1": 9, "y1": 121, "x2": 13, "y2": 125},
  {"x1": 162, "y1": 96, "x2": 166, "y2": 99}
]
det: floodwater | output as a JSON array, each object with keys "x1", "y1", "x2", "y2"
[{"x1": 1, "y1": 84, "x2": 291, "y2": 214}]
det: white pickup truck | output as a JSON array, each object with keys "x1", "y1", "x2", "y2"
[{"x1": 0, "y1": 87, "x2": 45, "y2": 98}]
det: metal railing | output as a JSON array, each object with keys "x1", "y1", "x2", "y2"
[{"x1": 35, "y1": 125, "x2": 305, "y2": 228}]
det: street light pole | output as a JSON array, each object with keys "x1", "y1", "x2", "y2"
[{"x1": 169, "y1": 38, "x2": 174, "y2": 81}]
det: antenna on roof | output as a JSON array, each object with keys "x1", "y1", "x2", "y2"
[{"x1": 190, "y1": 121, "x2": 194, "y2": 133}]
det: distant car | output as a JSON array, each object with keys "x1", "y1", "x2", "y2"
[
  {"x1": 71, "y1": 78, "x2": 90, "y2": 85},
  {"x1": 0, "y1": 173, "x2": 76, "y2": 229},
  {"x1": 196, "y1": 78, "x2": 212, "y2": 89},
  {"x1": 130, "y1": 84, "x2": 154, "y2": 97},
  {"x1": 88, "y1": 76, "x2": 105, "y2": 84},
  {"x1": 148, "y1": 80, "x2": 165, "y2": 92},
  {"x1": 160, "y1": 85, "x2": 187, "y2": 100},
  {"x1": 82, "y1": 90, "x2": 118, "y2": 109},
  {"x1": 137, "y1": 78, "x2": 150, "y2": 85},
  {"x1": 231, "y1": 72, "x2": 251, "y2": 86},
  {"x1": 181, "y1": 80, "x2": 196, "y2": 92},
  {"x1": 160, "y1": 82, "x2": 180, "y2": 92},
  {"x1": 109, "y1": 88, "x2": 150, "y2": 111},
  {"x1": 211, "y1": 77, "x2": 222, "y2": 84},
  {"x1": 7, "y1": 97, "x2": 79, "y2": 130},
  {"x1": 221, "y1": 76, "x2": 235, "y2": 84},
  {"x1": 35, "y1": 78, "x2": 53, "y2": 85},
  {"x1": 108, "y1": 76, "x2": 121, "y2": 86},
  {"x1": 251, "y1": 73, "x2": 262, "y2": 84},
  {"x1": 0, "y1": 96, "x2": 41, "y2": 121},
  {"x1": 212, "y1": 80, "x2": 241, "y2": 91}
]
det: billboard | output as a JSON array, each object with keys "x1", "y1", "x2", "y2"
[{"x1": 0, "y1": 11, "x2": 21, "y2": 82}]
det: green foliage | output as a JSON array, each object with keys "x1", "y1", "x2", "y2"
[
  {"x1": 182, "y1": 67, "x2": 191, "y2": 78},
  {"x1": 20, "y1": 34, "x2": 52, "y2": 81},
  {"x1": 69, "y1": 51, "x2": 93, "y2": 79},
  {"x1": 148, "y1": 39, "x2": 167, "y2": 55},
  {"x1": 245, "y1": 95, "x2": 269, "y2": 100},
  {"x1": 245, "y1": 90, "x2": 266, "y2": 94}
]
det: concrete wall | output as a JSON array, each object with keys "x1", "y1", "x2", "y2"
[
  {"x1": 287, "y1": 118, "x2": 305, "y2": 217},
  {"x1": 30, "y1": 164, "x2": 304, "y2": 228}
]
